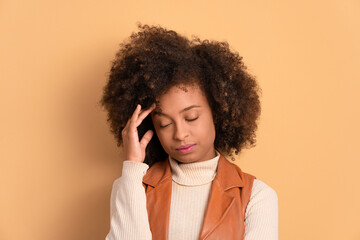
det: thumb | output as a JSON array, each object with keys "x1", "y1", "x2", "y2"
[{"x1": 139, "y1": 129, "x2": 154, "y2": 150}]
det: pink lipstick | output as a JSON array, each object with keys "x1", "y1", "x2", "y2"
[{"x1": 177, "y1": 144, "x2": 195, "y2": 154}]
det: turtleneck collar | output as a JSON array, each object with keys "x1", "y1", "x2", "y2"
[{"x1": 168, "y1": 150, "x2": 220, "y2": 186}]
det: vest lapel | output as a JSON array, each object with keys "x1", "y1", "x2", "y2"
[
  {"x1": 199, "y1": 154, "x2": 245, "y2": 240},
  {"x1": 143, "y1": 159, "x2": 172, "y2": 240}
]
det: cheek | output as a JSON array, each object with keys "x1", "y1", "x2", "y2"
[
  {"x1": 201, "y1": 116, "x2": 216, "y2": 140},
  {"x1": 154, "y1": 129, "x2": 172, "y2": 150}
]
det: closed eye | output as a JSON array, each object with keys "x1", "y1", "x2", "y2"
[
  {"x1": 186, "y1": 117, "x2": 198, "y2": 122},
  {"x1": 159, "y1": 117, "x2": 199, "y2": 128},
  {"x1": 159, "y1": 123, "x2": 170, "y2": 128}
]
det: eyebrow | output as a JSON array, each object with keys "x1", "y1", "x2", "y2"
[{"x1": 153, "y1": 105, "x2": 201, "y2": 117}]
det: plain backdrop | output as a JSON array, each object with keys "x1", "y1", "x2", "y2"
[{"x1": 1, "y1": 0, "x2": 360, "y2": 239}]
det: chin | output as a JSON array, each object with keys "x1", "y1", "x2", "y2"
[{"x1": 171, "y1": 153, "x2": 198, "y2": 163}]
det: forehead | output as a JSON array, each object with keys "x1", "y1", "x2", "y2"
[{"x1": 154, "y1": 84, "x2": 208, "y2": 112}]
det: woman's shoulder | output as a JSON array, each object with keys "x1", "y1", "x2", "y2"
[
  {"x1": 246, "y1": 179, "x2": 278, "y2": 220},
  {"x1": 244, "y1": 179, "x2": 279, "y2": 238},
  {"x1": 251, "y1": 179, "x2": 278, "y2": 202}
]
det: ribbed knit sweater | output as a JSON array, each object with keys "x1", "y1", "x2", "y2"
[{"x1": 105, "y1": 151, "x2": 278, "y2": 240}]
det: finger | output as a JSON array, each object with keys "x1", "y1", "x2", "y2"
[
  {"x1": 139, "y1": 129, "x2": 154, "y2": 150},
  {"x1": 123, "y1": 105, "x2": 138, "y2": 131},
  {"x1": 129, "y1": 104, "x2": 142, "y2": 129},
  {"x1": 136, "y1": 103, "x2": 156, "y2": 127},
  {"x1": 138, "y1": 103, "x2": 156, "y2": 117}
]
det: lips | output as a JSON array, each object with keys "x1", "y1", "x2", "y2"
[
  {"x1": 176, "y1": 144, "x2": 196, "y2": 154},
  {"x1": 177, "y1": 144, "x2": 195, "y2": 150}
]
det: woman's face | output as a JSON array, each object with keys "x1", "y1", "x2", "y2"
[{"x1": 151, "y1": 83, "x2": 216, "y2": 163}]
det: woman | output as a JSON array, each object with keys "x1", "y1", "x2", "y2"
[{"x1": 100, "y1": 24, "x2": 278, "y2": 240}]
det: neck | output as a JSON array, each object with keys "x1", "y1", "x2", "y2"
[{"x1": 168, "y1": 150, "x2": 220, "y2": 186}]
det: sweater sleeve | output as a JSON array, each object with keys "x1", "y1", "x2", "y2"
[
  {"x1": 243, "y1": 179, "x2": 279, "y2": 240},
  {"x1": 105, "y1": 161, "x2": 152, "y2": 240}
]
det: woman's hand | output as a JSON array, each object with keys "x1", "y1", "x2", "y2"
[{"x1": 122, "y1": 103, "x2": 156, "y2": 163}]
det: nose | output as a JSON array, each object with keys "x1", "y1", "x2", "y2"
[{"x1": 173, "y1": 122, "x2": 189, "y2": 141}]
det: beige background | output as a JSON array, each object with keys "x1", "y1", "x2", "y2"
[{"x1": 1, "y1": 0, "x2": 359, "y2": 239}]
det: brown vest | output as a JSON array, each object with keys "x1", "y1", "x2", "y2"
[{"x1": 142, "y1": 154, "x2": 256, "y2": 240}]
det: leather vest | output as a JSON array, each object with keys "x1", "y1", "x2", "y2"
[{"x1": 142, "y1": 154, "x2": 256, "y2": 240}]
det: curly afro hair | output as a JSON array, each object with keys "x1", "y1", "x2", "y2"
[{"x1": 100, "y1": 24, "x2": 261, "y2": 166}]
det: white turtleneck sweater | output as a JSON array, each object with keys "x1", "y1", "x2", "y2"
[{"x1": 105, "y1": 151, "x2": 278, "y2": 240}]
